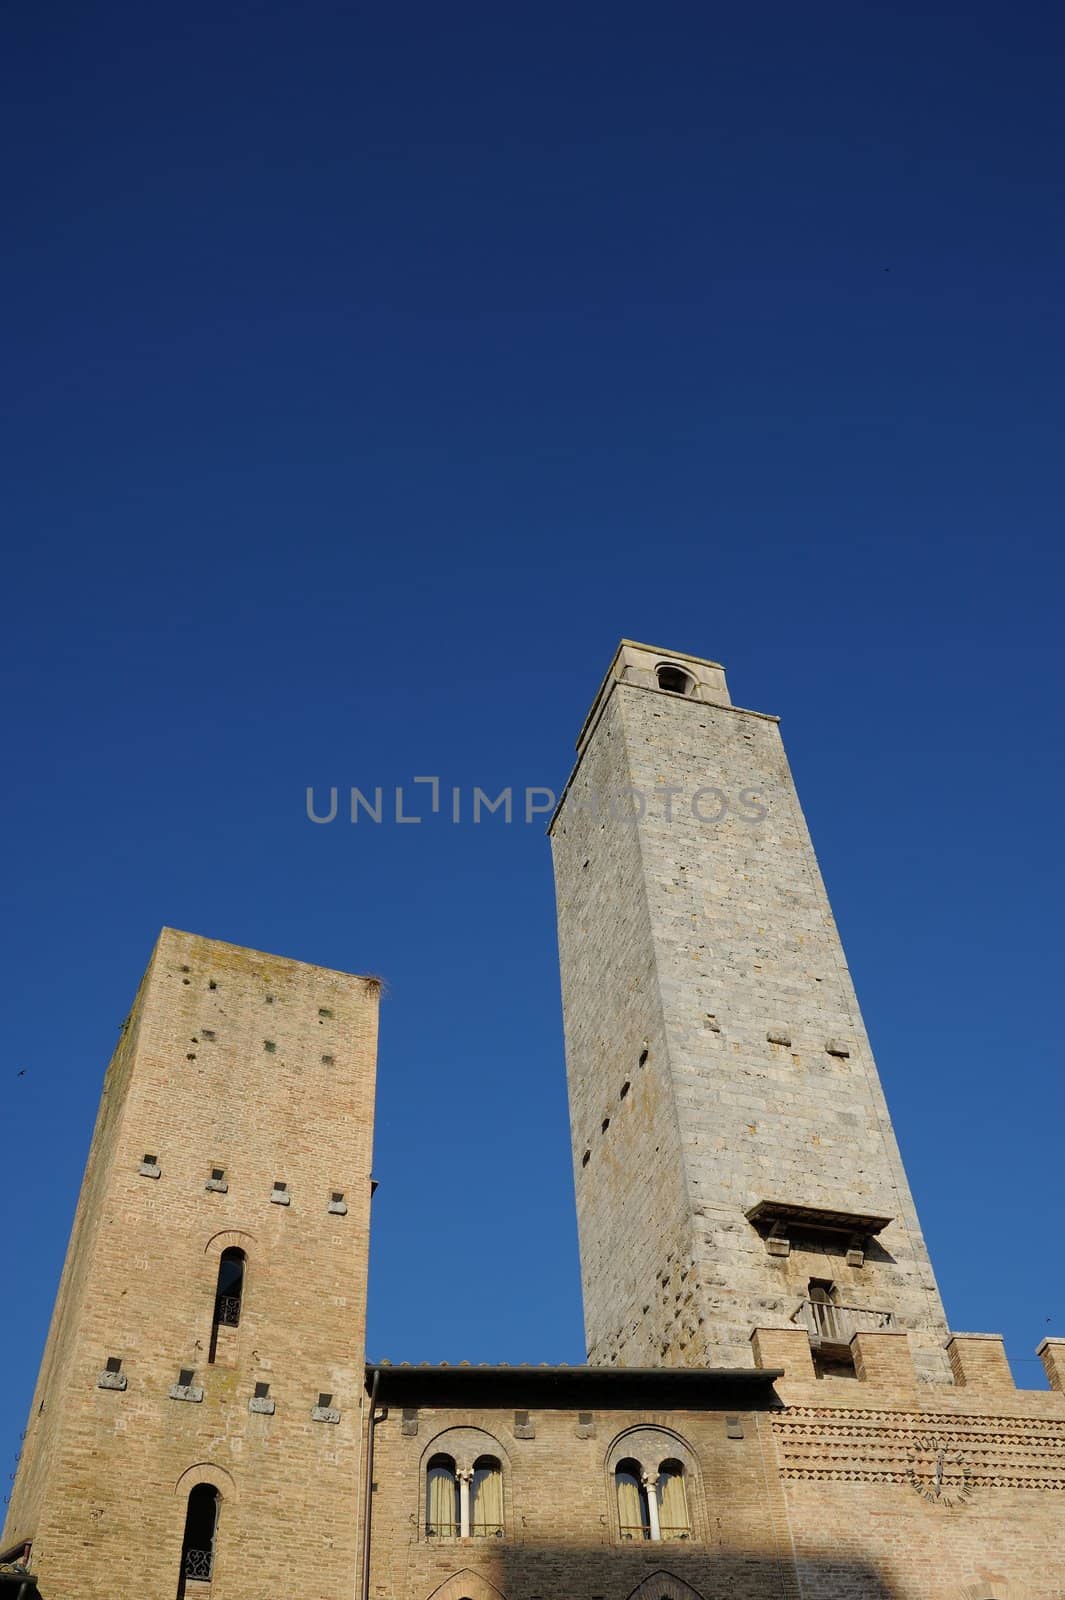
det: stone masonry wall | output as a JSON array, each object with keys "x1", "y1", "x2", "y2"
[
  {"x1": 551, "y1": 689, "x2": 695, "y2": 1367},
  {"x1": 552, "y1": 651, "x2": 951, "y2": 1382},
  {"x1": 620, "y1": 682, "x2": 950, "y2": 1380},
  {"x1": 2, "y1": 928, "x2": 380, "y2": 1600}
]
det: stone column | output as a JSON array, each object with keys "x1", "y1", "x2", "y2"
[
  {"x1": 458, "y1": 1469, "x2": 472, "y2": 1539},
  {"x1": 643, "y1": 1474, "x2": 661, "y2": 1541}
]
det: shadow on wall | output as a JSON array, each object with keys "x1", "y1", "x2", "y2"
[{"x1": 417, "y1": 1540, "x2": 902, "y2": 1600}]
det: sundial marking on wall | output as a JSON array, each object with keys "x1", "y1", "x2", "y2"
[{"x1": 907, "y1": 1435, "x2": 973, "y2": 1506}]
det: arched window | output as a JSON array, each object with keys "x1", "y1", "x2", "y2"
[
  {"x1": 615, "y1": 1458, "x2": 650, "y2": 1540},
  {"x1": 178, "y1": 1483, "x2": 219, "y2": 1594},
  {"x1": 470, "y1": 1455, "x2": 504, "y2": 1536},
  {"x1": 208, "y1": 1249, "x2": 245, "y2": 1361},
  {"x1": 656, "y1": 1459, "x2": 690, "y2": 1538},
  {"x1": 426, "y1": 1455, "x2": 459, "y2": 1537},
  {"x1": 655, "y1": 663, "x2": 694, "y2": 696}
]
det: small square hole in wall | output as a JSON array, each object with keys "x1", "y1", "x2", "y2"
[
  {"x1": 254, "y1": 1382, "x2": 270, "y2": 1399},
  {"x1": 208, "y1": 979, "x2": 217, "y2": 990},
  {"x1": 273, "y1": 1181, "x2": 287, "y2": 1192},
  {"x1": 211, "y1": 1168, "x2": 225, "y2": 1182},
  {"x1": 202, "y1": 1029, "x2": 215, "y2": 1041},
  {"x1": 322, "y1": 1054, "x2": 335, "y2": 1066},
  {"x1": 264, "y1": 1040, "x2": 276, "y2": 1054},
  {"x1": 105, "y1": 1356, "x2": 122, "y2": 1374},
  {"x1": 179, "y1": 1369, "x2": 194, "y2": 1387},
  {"x1": 318, "y1": 1392, "x2": 333, "y2": 1409},
  {"x1": 318, "y1": 1007, "x2": 333, "y2": 1019},
  {"x1": 143, "y1": 1154, "x2": 156, "y2": 1167},
  {"x1": 265, "y1": 994, "x2": 274, "y2": 1004},
  {"x1": 331, "y1": 1191, "x2": 344, "y2": 1204}
]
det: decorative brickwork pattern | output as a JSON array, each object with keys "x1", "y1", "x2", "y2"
[{"x1": 773, "y1": 1406, "x2": 1065, "y2": 1491}]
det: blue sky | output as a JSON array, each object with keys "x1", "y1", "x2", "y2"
[{"x1": 3, "y1": 0, "x2": 1064, "y2": 1485}]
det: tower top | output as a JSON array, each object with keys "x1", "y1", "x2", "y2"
[
  {"x1": 155, "y1": 925, "x2": 379, "y2": 987},
  {"x1": 574, "y1": 639, "x2": 731, "y2": 757}
]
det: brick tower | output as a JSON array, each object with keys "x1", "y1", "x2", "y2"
[
  {"x1": 550, "y1": 642, "x2": 952, "y2": 1383},
  {"x1": 1, "y1": 928, "x2": 379, "y2": 1600}
]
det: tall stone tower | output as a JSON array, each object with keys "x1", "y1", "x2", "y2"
[
  {"x1": 550, "y1": 642, "x2": 952, "y2": 1384},
  {"x1": 2, "y1": 928, "x2": 379, "y2": 1600}
]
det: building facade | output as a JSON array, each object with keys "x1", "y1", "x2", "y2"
[{"x1": 4, "y1": 642, "x2": 1064, "y2": 1600}]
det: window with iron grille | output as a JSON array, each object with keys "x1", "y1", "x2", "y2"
[
  {"x1": 208, "y1": 1247, "x2": 245, "y2": 1363},
  {"x1": 179, "y1": 1483, "x2": 220, "y2": 1591}
]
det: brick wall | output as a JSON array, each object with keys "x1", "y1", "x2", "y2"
[
  {"x1": 3, "y1": 929, "x2": 380, "y2": 1600},
  {"x1": 368, "y1": 1387, "x2": 800, "y2": 1600},
  {"x1": 368, "y1": 1365, "x2": 1065, "y2": 1600}
]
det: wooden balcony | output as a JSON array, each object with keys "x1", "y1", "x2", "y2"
[{"x1": 799, "y1": 1299, "x2": 896, "y2": 1350}]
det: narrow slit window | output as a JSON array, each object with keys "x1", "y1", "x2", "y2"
[{"x1": 208, "y1": 1248, "x2": 245, "y2": 1362}]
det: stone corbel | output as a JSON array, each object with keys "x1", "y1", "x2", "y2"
[{"x1": 766, "y1": 1220, "x2": 790, "y2": 1257}]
